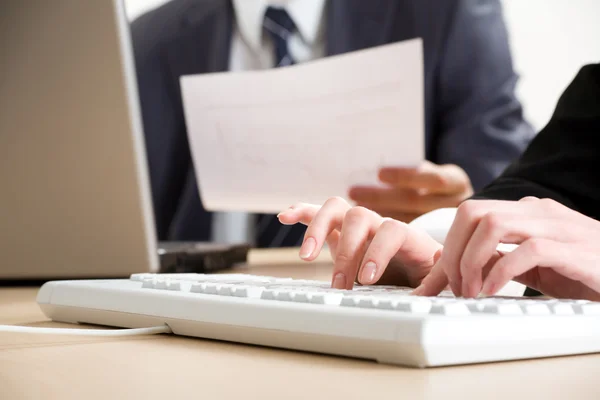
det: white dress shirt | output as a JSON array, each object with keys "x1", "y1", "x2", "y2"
[{"x1": 211, "y1": 0, "x2": 327, "y2": 245}]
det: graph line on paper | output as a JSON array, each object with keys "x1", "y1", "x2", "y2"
[{"x1": 212, "y1": 120, "x2": 384, "y2": 186}]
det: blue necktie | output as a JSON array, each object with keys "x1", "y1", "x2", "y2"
[
  {"x1": 255, "y1": 7, "x2": 307, "y2": 248},
  {"x1": 263, "y1": 6, "x2": 296, "y2": 66}
]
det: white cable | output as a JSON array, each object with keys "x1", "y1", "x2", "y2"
[{"x1": 0, "y1": 324, "x2": 172, "y2": 336}]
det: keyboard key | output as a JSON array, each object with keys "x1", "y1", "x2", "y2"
[
  {"x1": 518, "y1": 302, "x2": 551, "y2": 315},
  {"x1": 273, "y1": 280, "x2": 330, "y2": 288},
  {"x1": 276, "y1": 291, "x2": 294, "y2": 302},
  {"x1": 292, "y1": 292, "x2": 310, "y2": 303},
  {"x1": 358, "y1": 298, "x2": 376, "y2": 309},
  {"x1": 340, "y1": 296, "x2": 358, "y2": 307},
  {"x1": 482, "y1": 302, "x2": 523, "y2": 315},
  {"x1": 231, "y1": 285, "x2": 264, "y2": 299},
  {"x1": 217, "y1": 284, "x2": 234, "y2": 296},
  {"x1": 141, "y1": 278, "x2": 156, "y2": 289},
  {"x1": 375, "y1": 299, "x2": 394, "y2": 310},
  {"x1": 130, "y1": 273, "x2": 154, "y2": 282},
  {"x1": 575, "y1": 303, "x2": 600, "y2": 315},
  {"x1": 309, "y1": 293, "x2": 343, "y2": 305},
  {"x1": 461, "y1": 300, "x2": 486, "y2": 312},
  {"x1": 395, "y1": 299, "x2": 432, "y2": 313},
  {"x1": 203, "y1": 283, "x2": 219, "y2": 295},
  {"x1": 155, "y1": 280, "x2": 169, "y2": 290},
  {"x1": 430, "y1": 301, "x2": 470, "y2": 316},
  {"x1": 190, "y1": 283, "x2": 205, "y2": 294},
  {"x1": 546, "y1": 301, "x2": 575, "y2": 315},
  {"x1": 260, "y1": 290, "x2": 277, "y2": 300}
]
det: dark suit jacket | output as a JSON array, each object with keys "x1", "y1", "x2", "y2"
[
  {"x1": 130, "y1": 0, "x2": 535, "y2": 241},
  {"x1": 474, "y1": 63, "x2": 600, "y2": 215}
]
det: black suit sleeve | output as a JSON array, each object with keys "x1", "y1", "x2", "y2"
[{"x1": 472, "y1": 64, "x2": 600, "y2": 221}]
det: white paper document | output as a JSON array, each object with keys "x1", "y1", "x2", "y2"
[{"x1": 180, "y1": 38, "x2": 424, "y2": 213}]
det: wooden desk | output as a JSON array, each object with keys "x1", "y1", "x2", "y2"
[{"x1": 1, "y1": 249, "x2": 599, "y2": 400}]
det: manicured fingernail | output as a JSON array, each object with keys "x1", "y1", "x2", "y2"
[
  {"x1": 332, "y1": 272, "x2": 346, "y2": 289},
  {"x1": 299, "y1": 237, "x2": 316, "y2": 259},
  {"x1": 360, "y1": 261, "x2": 377, "y2": 284},
  {"x1": 277, "y1": 208, "x2": 294, "y2": 218}
]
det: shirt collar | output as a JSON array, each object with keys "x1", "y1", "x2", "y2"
[{"x1": 231, "y1": 0, "x2": 326, "y2": 52}]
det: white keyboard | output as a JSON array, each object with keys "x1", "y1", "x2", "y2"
[{"x1": 37, "y1": 273, "x2": 600, "y2": 368}]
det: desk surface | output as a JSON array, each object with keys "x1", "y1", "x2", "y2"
[{"x1": 1, "y1": 249, "x2": 599, "y2": 400}]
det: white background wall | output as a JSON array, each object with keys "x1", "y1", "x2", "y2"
[
  {"x1": 124, "y1": 0, "x2": 600, "y2": 131},
  {"x1": 501, "y1": 0, "x2": 600, "y2": 130}
]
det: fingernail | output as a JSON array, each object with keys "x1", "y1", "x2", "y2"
[
  {"x1": 360, "y1": 261, "x2": 377, "y2": 284},
  {"x1": 332, "y1": 272, "x2": 347, "y2": 289},
  {"x1": 411, "y1": 285, "x2": 424, "y2": 296},
  {"x1": 277, "y1": 208, "x2": 294, "y2": 218},
  {"x1": 299, "y1": 237, "x2": 316, "y2": 259}
]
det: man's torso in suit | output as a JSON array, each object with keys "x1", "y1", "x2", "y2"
[{"x1": 131, "y1": 0, "x2": 535, "y2": 241}]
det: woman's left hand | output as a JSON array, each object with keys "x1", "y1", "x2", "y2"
[{"x1": 414, "y1": 197, "x2": 600, "y2": 301}]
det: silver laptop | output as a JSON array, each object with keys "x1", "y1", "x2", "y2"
[{"x1": 0, "y1": 0, "x2": 160, "y2": 279}]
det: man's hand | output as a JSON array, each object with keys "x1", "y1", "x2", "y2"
[
  {"x1": 348, "y1": 161, "x2": 473, "y2": 223},
  {"x1": 277, "y1": 197, "x2": 443, "y2": 289},
  {"x1": 414, "y1": 197, "x2": 600, "y2": 301}
]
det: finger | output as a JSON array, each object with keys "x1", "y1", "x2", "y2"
[
  {"x1": 437, "y1": 199, "x2": 543, "y2": 296},
  {"x1": 459, "y1": 214, "x2": 569, "y2": 298},
  {"x1": 327, "y1": 230, "x2": 341, "y2": 260},
  {"x1": 355, "y1": 208, "x2": 421, "y2": 224},
  {"x1": 277, "y1": 203, "x2": 342, "y2": 260},
  {"x1": 299, "y1": 197, "x2": 351, "y2": 261},
  {"x1": 413, "y1": 251, "x2": 500, "y2": 297},
  {"x1": 349, "y1": 187, "x2": 466, "y2": 214},
  {"x1": 357, "y1": 219, "x2": 443, "y2": 286},
  {"x1": 519, "y1": 196, "x2": 539, "y2": 202},
  {"x1": 378, "y1": 212, "x2": 421, "y2": 224},
  {"x1": 356, "y1": 219, "x2": 408, "y2": 285},
  {"x1": 379, "y1": 161, "x2": 472, "y2": 195},
  {"x1": 332, "y1": 207, "x2": 383, "y2": 289},
  {"x1": 411, "y1": 251, "x2": 446, "y2": 296},
  {"x1": 481, "y1": 239, "x2": 600, "y2": 298},
  {"x1": 277, "y1": 203, "x2": 321, "y2": 225}
]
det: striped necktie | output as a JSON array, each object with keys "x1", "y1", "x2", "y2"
[{"x1": 255, "y1": 7, "x2": 307, "y2": 248}]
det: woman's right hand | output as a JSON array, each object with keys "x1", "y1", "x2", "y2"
[{"x1": 276, "y1": 197, "x2": 444, "y2": 290}]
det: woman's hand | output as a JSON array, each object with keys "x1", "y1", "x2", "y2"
[
  {"x1": 277, "y1": 197, "x2": 443, "y2": 289},
  {"x1": 414, "y1": 197, "x2": 600, "y2": 301}
]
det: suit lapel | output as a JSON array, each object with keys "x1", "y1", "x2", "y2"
[{"x1": 325, "y1": 0, "x2": 416, "y2": 56}]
